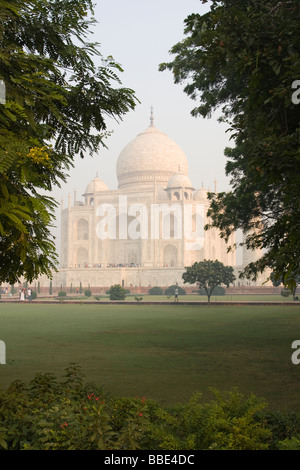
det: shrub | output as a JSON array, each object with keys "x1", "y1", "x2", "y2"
[
  {"x1": 0, "y1": 365, "x2": 149, "y2": 450},
  {"x1": 164, "y1": 285, "x2": 186, "y2": 296},
  {"x1": 0, "y1": 369, "x2": 291, "y2": 451},
  {"x1": 148, "y1": 286, "x2": 163, "y2": 295},
  {"x1": 58, "y1": 291, "x2": 67, "y2": 297},
  {"x1": 2, "y1": 367, "x2": 300, "y2": 450},
  {"x1": 84, "y1": 289, "x2": 92, "y2": 297},
  {"x1": 254, "y1": 409, "x2": 300, "y2": 450},
  {"x1": 31, "y1": 291, "x2": 37, "y2": 300},
  {"x1": 109, "y1": 284, "x2": 126, "y2": 301},
  {"x1": 148, "y1": 389, "x2": 271, "y2": 450},
  {"x1": 281, "y1": 289, "x2": 290, "y2": 297},
  {"x1": 212, "y1": 285, "x2": 226, "y2": 295},
  {"x1": 277, "y1": 436, "x2": 300, "y2": 450}
]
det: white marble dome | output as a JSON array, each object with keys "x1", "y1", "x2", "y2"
[
  {"x1": 167, "y1": 173, "x2": 194, "y2": 189},
  {"x1": 193, "y1": 188, "x2": 208, "y2": 201},
  {"x1": 84, "y1": 176, "x2": 108, "y2": 194},
  {"x1": 116, "y1": 123, "x2": 189, "y2": 189}
]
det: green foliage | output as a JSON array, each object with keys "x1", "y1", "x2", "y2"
[
  {"x1": 277, "y1": 436, "x2": 300, "y2": 450},
  {"x1": 160, "y1": 0, "x2": 300, "y2": 290},
  {"x1": 109, "y1": 284, "x2": 126, "y2": 301},
  {"x1": 0, "y1": 365, "x2": 151, "y2": 450},
  {"x1": 148, "y1": 286, "x2": 163, "y2": 295},
  {"x1": 0, "y1": 0, "x2": 137, "y2": 284},
  {"x1": 148, "y1": 389, "x2": 271, "y2": 450},
  {"x1": 183, "y1": 260, "x2": 235, "y2": 302},
  {"x1": 198, "y1": 285, "x2": 225, "y2": 296},
  {"x1": 255, "y1": 409, "x2": 300, "y2": 450},
  {"x1": 84, "y1": 289, "x2": 91, "y2": 297},
  {"x1": 31, "y1": 290, "x2": 37, "y2": 300},
  {"x1": 271, "y1": 272, "x2": 300, "y2": 300},
  {"x1": 211, "y1": 285, "x2": 226, "y2": 296},
  {"x1": 2, "y1": 367, "x2": 300, "y2": 450},
  {"x1": 58, "y1": 290, "x2": 67, "y2": 297},
  {"x1": 164, "y1": 285, "x2": 186, "y2": 296}
]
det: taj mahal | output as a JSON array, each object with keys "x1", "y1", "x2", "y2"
[{"x1": 38, "y1": 109, "x2": 264, "y2": 292}]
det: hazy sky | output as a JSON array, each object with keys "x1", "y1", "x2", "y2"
[{"x1": 53, "y1": 0, "x2": 234, "y2": 246}]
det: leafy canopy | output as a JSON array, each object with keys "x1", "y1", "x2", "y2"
[
  {"x1": 182, "y1": 259, "x2": 235, "y2": 302},
  {"x1": 0, "y1": 0, "x2": 137, "y2": 283},
  {"x1": 160, "y1": 0, "x2": 300, "y2": 292}
]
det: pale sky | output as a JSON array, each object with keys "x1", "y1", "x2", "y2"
[{"x1": 53, "y1": 0, "x2": 234, "y2": 250}]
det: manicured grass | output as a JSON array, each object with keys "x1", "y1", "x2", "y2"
[
  {"x1": 127, "y1": 294, "x2": 297, "y2": 302},
  {"x1": 0, "y1": 303, "x2": 300, "y2": 412},
  {"x1": 3, "y1": 293, "x2": 298, "y2": 302}
]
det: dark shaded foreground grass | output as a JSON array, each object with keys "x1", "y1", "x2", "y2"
[{"x1": 0, "y1": 303, "x2": 299, "y2": 412}]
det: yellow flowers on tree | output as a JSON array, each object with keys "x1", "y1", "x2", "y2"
[{"x1": 0, "y1": 0, "x2": 137, "y2": 283}]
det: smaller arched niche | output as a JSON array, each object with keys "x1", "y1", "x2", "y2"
[
  {"x1": 163, "y1": 244, "x2": 178, "y2": 267},
  {"x1": 77, "y1": 218, "x2": 89, "y2": 240}
]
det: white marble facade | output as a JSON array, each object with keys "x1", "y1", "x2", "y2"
[{"x1": 56, "y1": 115, "x2": 241, "y2": 289}]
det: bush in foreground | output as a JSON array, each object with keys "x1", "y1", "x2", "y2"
[
  {"x1": 164, "y1": 285, "x2": 186, "y2": 296},
  {"x1": 109, "y1": 284, "x2": 126, "y2": 301},
  {"x1": 1, "y1": 365, "x2": 300, "y2": 450},
  {"x1": 58, "y1": 291, "x2": 67, "y2": 297},
  {"x1": 148, "y1": 286, "x2": 163, "y2": 295}
]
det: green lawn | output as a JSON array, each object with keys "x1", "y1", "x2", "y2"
[
  {"x1": 124, "y1": 294, "x2": 297, "y2": 302},
  {"x1": 0, "y1": 303, "x2": 300, "y2": 412},
  {"x1": 3, "y1": 293, "x2": 298, "y2": 302}
]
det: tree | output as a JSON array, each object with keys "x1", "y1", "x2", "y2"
[
  {"x1": 182, "y1": 259, "x2": 235, "y2": 303},
  {"x1": 160, "y1": 1, "x2": 300, "y2": 293},
  {"x1": 270, "y1": 272, "x2": 300, "y2": 301},
  {"x1": 0, "y1": 0, "x2": 137, "y2": 284}
]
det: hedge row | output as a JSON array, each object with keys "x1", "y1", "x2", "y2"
[
  {"x1": 1, "y1": 365, "x2": 300, "y2": 450},
  {"x1": 148, "y1": 285, "x2": 226, "y2": 296}
]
